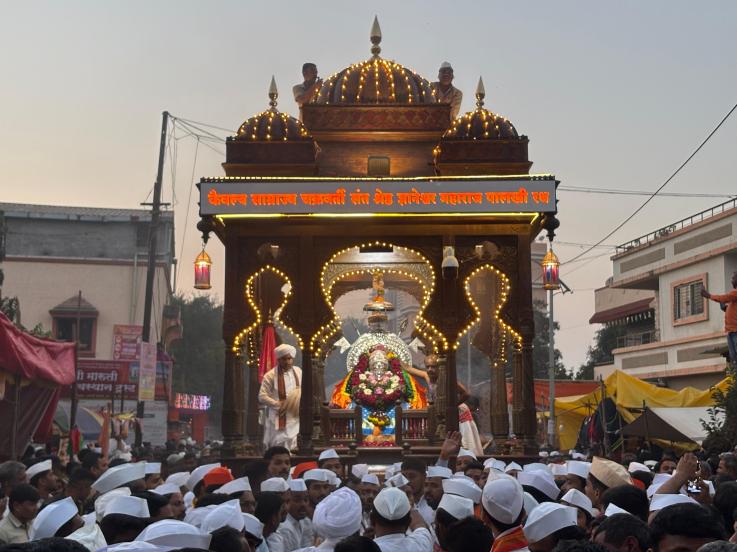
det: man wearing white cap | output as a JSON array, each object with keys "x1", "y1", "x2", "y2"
[
  {"x1": 303, "y1": 469, "x2": 332, "y2": 509},
  {"x1": 480, "y1": 476, "x2": 528, "y2": 552},
  {"x1": 431, "y1": 62, "x2": 463, "y2": 119},
  {"x1": 434, "y1": 494, "x2": 475, "y2": 550},
  {"x1": 144, "y1": 463, "x2": 162, "y2": 490},
  {"x1": 317, "y1": 449, "x2": 343, "y2": 480},
  {"x1": 259, "y1": 343, "x2": 302, "y2": 451},
  {"x1": 30, "y1": 497, "x2": 84, "y2": 540},
  {"x1": 523, "y1": 502, "x2": 580, "y2": 552},
  {"x1": 358, "y1": 473, "x2": 380, "y2": 536},
  {"x1": 136, "y1": 518, "x2": 212, "y2": 549},
  {"x1": 559, "y1": 489, "x2": 594, "y2": 529},
  {"x1": 455, "y1": 448, "x2": 477, "y2": 473},
  {"x1": 424, "y1": 465, "x2": 452, "y2": 512},
  {"x1": 27, "y1": 459, "x2": 59, "y2": 501},
  {"x1": 214, "y1": 477, "x2": 256, "y2": 514},
  {"x1": 270, "y1": 479, "x2": 314, "y2": 552},
  {"x1": 293, "y1": 487, "x2": 361, "y2": 552},
  {"x1": 371, "y1": 487, "x2": 433, "y2": 552},
  {"x1": 561, "y1": 461, "x2": 590, "y2": 494}
]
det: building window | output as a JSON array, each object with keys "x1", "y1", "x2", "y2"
[
  {"x1": 50, "y1": 294, "x2": 99, "y2": 357},
  {"x1": 53, "y1": 317, "x2": 97, "y2": 356},
  {"x1": 672, "y1": 275, "x2": 708, "y2": 325}
]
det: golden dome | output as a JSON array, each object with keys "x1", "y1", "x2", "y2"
[
  {"x1": 312, "y1": 17, "x2": 435, "y2": 105},
  {"x1": 234, "y1": 77, "x2": 311, "y2": 142},
  {"x1": 442, "y1": 77, "x2": 519, "y2": 140}
]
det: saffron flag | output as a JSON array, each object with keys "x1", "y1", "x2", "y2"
[{"x1": 259, "y1": 323, "x2": 277, "y2": 383}]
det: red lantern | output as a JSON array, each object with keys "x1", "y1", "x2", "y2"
[
  {"x1": 194, "y1": 249, "x2": 212, "y2": 290},
  {"x1": 542, "y1": 247, "x2": 560, "y2": 291}
]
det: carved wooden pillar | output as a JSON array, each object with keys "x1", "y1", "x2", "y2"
[
  {"x1": 490, "y1": 357, "x2": 509, "y2": 441},
  {"x1": 221, "y1": 235, "x2": 245, "y2": 457},
  {"x1": 444, "y1": 349, "x2": 459, "y2": 432},
  {"x1": 435, "y1": 355, "x2": 448, "y2": 438},
  {"x1": 511, "y1": 234, "x2": 537, "y2": 450},
  {"x1": 245, "y1": 341, "x2": 261, "y2": 448},
  {"x1": 297, "y1": 235, "x2": 315, "y2": 454}
]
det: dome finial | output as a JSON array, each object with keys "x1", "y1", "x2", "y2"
[
  {"x1": 268, "y1": 75, "x2": 278, "y2": 108},
  {"x1": 370, "y1": 16, "x2": 382, "y2": 57},
  {"x1": 475, "y1": 76, "x2": 485, "y2": 108}
]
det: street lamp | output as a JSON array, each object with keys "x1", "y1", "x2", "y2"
[
  {"x1": 194, "y1": 248, "x2": 212, "y2": 290},
  {"x1": 542, "y1": 244, "x2": 561, "y2": 448}
]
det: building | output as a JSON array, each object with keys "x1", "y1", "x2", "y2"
[
  {"x1": 196, "y1": 19, "x2": 560, "y2": 457},
  {"x1": 0, "y1": 202, "x2": 176, "y2": 443},
  {"x1": 590, "y1": 198, "x2": 737, "y2": 389}
]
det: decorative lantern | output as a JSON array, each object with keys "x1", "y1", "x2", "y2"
[
  {"x1": 194, "y1": 248, "x2": 212, "y2": 290},
  {"x1": 542, "y1": 247, "x2": 560, "y2": 290}
]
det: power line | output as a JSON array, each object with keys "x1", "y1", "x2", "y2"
[
  {"x1": 177, "y1": 137, "x2": 200, "y2": 289},
  {"x1": 559, "y1": 185, "x2": 735, "y2": 199},
  {"x1": 562, "y1": 100, "x2": 737, "y2": 266},
  {"x1": 171, "y1": 115, "x2": 236, "y2": 135}
]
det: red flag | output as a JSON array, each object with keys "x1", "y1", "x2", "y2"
[
  {"x1": 69, "y1": 425, "x2": 82, "y2": 455},
  {"x1": 259, "y1": 323, "x2": 277, "y2": 383}
]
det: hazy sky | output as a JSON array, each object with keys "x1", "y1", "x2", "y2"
[{"x1": 2, "y1": 1, "x2": 736, "y2": 371}]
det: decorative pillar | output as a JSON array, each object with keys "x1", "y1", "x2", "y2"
[
  {"x1": 221, "y1": 236, "x2": 245, "y2": 457},
  {"x1": 434, "y1": 354, "x2": 448, "y2": 438},
  {"x1": 444, "y1": 349, "x2": 459, "y2": 432},
  {"x1": 297, "y1": 235, "x2": 315, "y2": 454},
  {"x1": 490, "y1": 357, "x2": 509, "y2": 442},
  {"x1": 245, "y1": 340, "x2": 261, "y2": 448},
  {"x1": 512, "y1": 234, "x2": 537, "y2": 450}
]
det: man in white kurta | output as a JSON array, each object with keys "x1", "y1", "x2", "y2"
[
  {"x1": 268, "y1": 479, "x2": 314, "y2": 552},
  {"x1": 259, "y1": 344, "x2": 302, "y2": 451}
]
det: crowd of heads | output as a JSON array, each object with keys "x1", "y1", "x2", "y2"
[{"x1": 3, "y1": 439, "x2": 737, "y2": 552}]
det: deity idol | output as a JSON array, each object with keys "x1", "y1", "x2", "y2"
[{"x1": 330, "y1": 271, "x2": 427, "y2": 444}]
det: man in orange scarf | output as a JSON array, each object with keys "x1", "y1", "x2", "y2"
[
  {"x1": 481, "y1": 476, "x2": 529, "y2": 552},
  {"x1": 259, "y1": 344, "x2": 302, "y2": 450}
]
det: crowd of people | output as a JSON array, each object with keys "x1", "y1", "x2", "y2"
[{"x1": 3, "y1": 433, "x2": 737, "y2": 552}]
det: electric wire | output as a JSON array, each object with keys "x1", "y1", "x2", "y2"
[
  {"x1": 177, "y1": 137, "x2": 200, "y2": 291},
  {"x1": 562, "y1": 101, "x2": 737, "y2": 266},
  {"x1": 558, "y1": 186, "x2": 735, "y2": 198}
]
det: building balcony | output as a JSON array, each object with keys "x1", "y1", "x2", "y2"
[{"x1": 616, "y1": 329, "x2": 659, "y2": 349}]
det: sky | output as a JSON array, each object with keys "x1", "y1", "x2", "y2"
[{"x1": 2, "y1": 1, "x2": 736, "y2": 371}]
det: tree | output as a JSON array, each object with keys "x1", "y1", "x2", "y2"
[
  {"x1": 168, "y1": 294, "x2": 225, "y2": 423},
  {"x1": 532, "y1": 300, "x2": 570, "y2": 380},
  {"x1": 702, "y1": 361, "x2": 737, "y2": 454},
  {"x1": 574, "y1": 324, "x2": 625, "y2": 380}
]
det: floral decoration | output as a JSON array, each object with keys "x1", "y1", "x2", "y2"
[{"x1": 346, "y1": 346, "x2": 413, "y2": 410}]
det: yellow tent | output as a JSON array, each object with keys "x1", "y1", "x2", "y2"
[{"x1": 554, "y1": 369, "x2": 729, "y2": 451}]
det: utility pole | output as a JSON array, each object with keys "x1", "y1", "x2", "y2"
[
  {"x1": 136, "y1": 111, "x2": 169, "y2": 446},
  {"x1": 547, "y1": 287, "x2": 555, "y2": 448}
]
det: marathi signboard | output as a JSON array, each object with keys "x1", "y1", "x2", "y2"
[
  {"x1": 137, "y1": 342, "x2": 157, "y2": 402},
  {"x1": 112, "y1": 325, "x2": 142, "y2": 361},
  {"x1": 199, "y1": 177, "x2": 557, "y2": 216},
  {"x1": 65, "y1": 360, "x2": 171, "y2": 401}
]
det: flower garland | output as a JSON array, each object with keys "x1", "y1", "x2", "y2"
[{"x1": 346, "y1": 346, "x2": 413, "y2": 410}]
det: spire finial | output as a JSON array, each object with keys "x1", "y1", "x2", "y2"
[
  {"x1": 370, "y1": 16, "x2": 382, "y2": 57},
  {"x1": 268, "y1": 75, "x2": 278, "y2": 108},
  {"x1": 475, "y1": 76, "x2": 485, "y2": 108}
]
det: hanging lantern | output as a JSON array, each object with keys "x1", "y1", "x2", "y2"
[
  {"x1": 542, "y1": 247, "x2": 560, "y2": 290},
  {"x1": 194, "y1": 248, "x2": 212, "y2": 290}
]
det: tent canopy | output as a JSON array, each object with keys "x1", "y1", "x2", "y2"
[
  {"x1": 621, "y1": 408, "x2": 692, "y2": 443},
  {"x1": 0, "y1": 312, "x2": 75, "y2": 385},
  {"x1": 554, "y1": 369, "x2": 728, "y2": 450},
  {"x1": 650, "y1": 407, "x2": 722, "y2": 445}
]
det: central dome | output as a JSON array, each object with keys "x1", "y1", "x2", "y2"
[
  {"x1": 314, "y1": 58, "x2": 435, "y2": 105},
  {"x1": 311, "y1": 17, "x2": 435, "y2": 106}
]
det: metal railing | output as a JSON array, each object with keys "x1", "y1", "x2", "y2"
[
  {"x1": 616, "y1": 329, "x2": 659, "y2": 349},
  {"x1": 616, "y1": 197, "x2": 737, "y2": 254}
]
